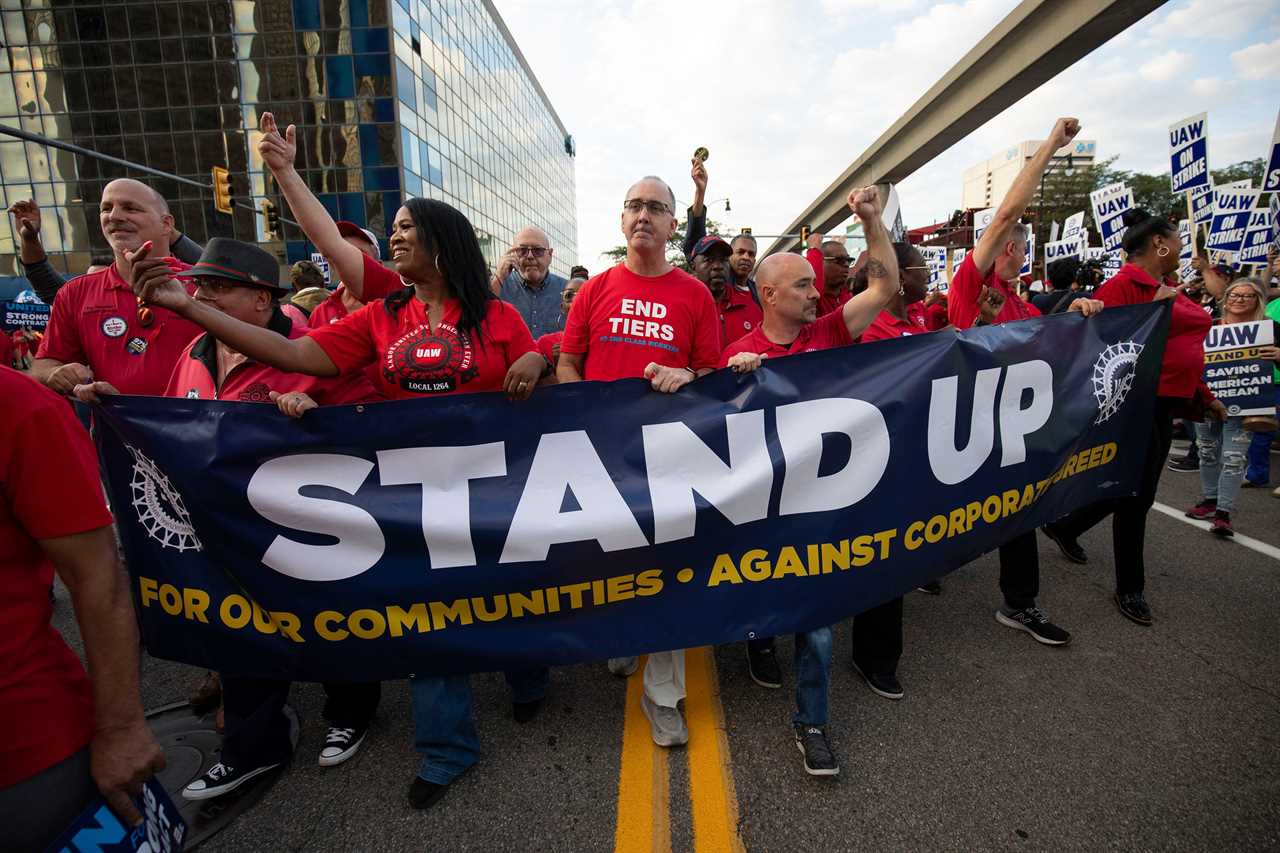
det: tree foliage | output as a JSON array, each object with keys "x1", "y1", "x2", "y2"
[{"x1": 601, "y1": 217, "x2": 726, "y2": 271}]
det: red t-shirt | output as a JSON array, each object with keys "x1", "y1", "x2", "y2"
[
  {"x1": 0, "y1": 330, "x2": 12, "y2": 369},
  {"x1": 923, "y1": 301, "x2": 949, "y2": 331},
  {"x1": 817, "y1": 289, "x2": 852, "y2": 318},
  {"x1": 166, "y1": 310, "x2": 376, "y2": 404},
  {"x1": 560, "y1": 263, "x2": 721, "y2": 381},
  {"x1": 308, "y1": 294, "x2": 537, "y2": 399},
  {"x1": 308, "y1": 254, "x2": 407, "y2": 327},
  {"x1": 1094, "y1": 263, "x2": 1215, "y2": 399},
  {"x1": 0, "y1": 367, "x2": 112, "y2": 786},
  {"x1": 36, "y1": 260, "x2": 201, "y2": 395},
  {"x1": 718, "y1": 309, "x2": 854, "y2": 366},
  {"x1": 537, "y1": 331, "x2": 563, "y2": 364},
  {"x1": 861, "y1": 309, "x2": 928, "y2": 343},
  {"x1": 947, "y1": 253, "x2": 1041, "y2": 330},
  {"x1": 716, "y1": 285, "x2": 763, "y2": 350}
]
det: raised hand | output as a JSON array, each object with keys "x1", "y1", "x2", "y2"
[
  {"x1": 691, "y1": 158, "x2": 708, "y2": 195},
  {"x1": 259, "y1": 112, "x2": 298, "y2": 174},
  {"x1": 8, "y1": 198, "x2": 41, "y2": 239},
  {"x1": 847, "y1": 186, "x2": 881, "y2": 221},
  {"x1": 126, "y1": 241, "x2": 189, "y2": 312},
  {"x1": 1048, "y1": 117, "x2": 1081, "y2": 150}
]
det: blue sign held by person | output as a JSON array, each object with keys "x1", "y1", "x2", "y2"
[{"x1": 1169, "y1": 113, "x2": 1210, "y2": 193}]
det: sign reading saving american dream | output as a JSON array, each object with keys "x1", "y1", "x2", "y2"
[
  {"x1": 93, "y1": 306, "x2": 1170, "y2": 681},
  {"x1": 1203, "y1": 320, "x2": 1275, "y2": 416},
  {"x1": 1090, "y1": 182, "x2": 1133, "y2": 252},
  {"x1": 1168, "y1": 112, "x2": 1209, "y2": 193}
]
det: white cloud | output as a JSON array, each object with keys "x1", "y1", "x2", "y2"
[
  {"x1": 1190, "y1": 77, "x2": 1224, "y2": 97},
  {"x1": 1153, "y1": 0, "x2": 1275, "y2": 39},
  {"x1": 821, "y1": 0, "x2": 917, "y2": 11},
  {"x1": 1139, "y1": 51, "x2": 1190, "y2": 82},
  {"x1": 1230, "y1": 39, "x2": 1280, "y2": 79}
]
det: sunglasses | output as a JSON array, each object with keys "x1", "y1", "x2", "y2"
[{"x1": 824, "y1": 256, "x2": 852, "y2": 266}]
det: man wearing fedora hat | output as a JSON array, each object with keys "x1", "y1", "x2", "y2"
[{"x1": 73, "y1": 238, "x2": 383, "y2": 799}]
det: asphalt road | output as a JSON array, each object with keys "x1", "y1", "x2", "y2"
[{"x1": 53, "y1": 438, "x2": 1280, "y2": 852}]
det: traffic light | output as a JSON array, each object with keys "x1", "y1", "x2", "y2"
[
  {"x1": 261, "y1": 199, "x2": 280, "y2": 239},
  {"x1": 799, "y1": 225, "x2": 811, "y2": 244},
  {"x1": 211, "y1": 166, "x2": 232, "y2": 215}
]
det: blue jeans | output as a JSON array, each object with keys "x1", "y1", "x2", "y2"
[
  {"x1": 793, "y1": 626, "x2": 833, "y2": 727},
  {"x1": 1244, "y1": 386, "x2": 1279, "y2": 485},
  {"x1": 410, "y1": 667, "x2": 548, "y2": 784},
  {"x1": 1196, "y1": 416, "x2": 1249, "y2": 513}
]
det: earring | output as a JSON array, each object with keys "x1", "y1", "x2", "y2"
[
  {"x1": 1156, "y1": 245, "x2": 1170, "y2": 258},
  {"x1": 898, "y1": 285, "x2": 905, "y2": 296},
  {"x1": 434, "y1": 254, "x2": 441, "y2": 271}
]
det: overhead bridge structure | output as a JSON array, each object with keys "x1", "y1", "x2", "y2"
[{"x1": 764, "y1": 0, "x2": 1169, "y2": 258}]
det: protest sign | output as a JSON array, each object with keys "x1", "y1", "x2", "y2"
[
  {"x1": 1271, "y1": 195, "x2": 1280, "y2": 252},
  {"x1": 1049, "y1": 221, "x2": 1060, "y2": 242},
  {"x1": 1239, "y1": 208, "x2": 1271, "y2": 265},
  {"x1": 46, "y1": 779, "x2": 186, "y2": 853},
  {"x1": 1264, "y1": 109, "x2": 1280, "y2": 192},
  {"x1": 1090, "y1": 183, "x2": 1133, "y2": 252},
  {"x1": 972, "y1": 207, "x2": 995, "y2": 244},
  {"x1": 1045, "y1": 233, "x2": 1086, "y2": 265},
  {"x1": 1, "y1": 300, "x2": 51, "y2": 332},
  {"x1": 882, "y1": 184, "x2": 906, "y2": 242},
  {"x1": 1190, "y1": 183, "x2": 1215, "y2": 226},
  {"x1": 1203, "y1": 320, "x2": 1275, "y2": 416},
  {"x1": 1178, "y1": 219, "x2": 1195, "y2": 281},
  {"x1": 1020, "y1": 231, "x2": 1036, "y2": 277},
  {"x1": 1206, "y1": 186, "x2": 1261, "y2": 257},
  {"x1": 921, "y1": 246, "x2": 946, "y2": 287},
  {"x1": 1169, "y1": 113, "x2": 1209, "y2": 193},
  {"x1": 93, "y1": 307, "x2": 1169, "y2": 681},
  {"x1": 1062, "y1": 211, "x2": 1086, "y2": 239},
  {"x1": 310, "y1": 252, "x2": 332, "y2": 285}
]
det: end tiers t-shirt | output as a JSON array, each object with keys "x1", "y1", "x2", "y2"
[
  {"x1": 1, "y1": 367, "x2": 112, "y2": 787},
  {"x1": 307, "y1": 295, "x2": 536, "y2": 399},
  {"x1": 560, "y1": 263, "x2": 721, "y2": 381}
]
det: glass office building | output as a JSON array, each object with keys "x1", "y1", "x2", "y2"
[{"x1": 0, "y1": 0, "x2": 577, "y2": 278}]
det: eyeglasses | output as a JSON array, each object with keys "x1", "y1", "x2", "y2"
[
  {"x1": 902, "y1": 265, "x2": 930, "y2": 271},
  {"x1": 623, "y1": 199, "x2": 672, "y2": 216},
  {"x1": 824, "y1": 256, "x2": 852, "y2": 266},
  {"x1": 1225, "y1": 292, "x2": 1258, "y2": 301},
  {"x1": 514, "y1": 246, "x2": 548, "y2": 258}
]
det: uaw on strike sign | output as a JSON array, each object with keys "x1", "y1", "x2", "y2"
[{"x1": 93, "y1": 306, "x2": 1169, "y2": 682}]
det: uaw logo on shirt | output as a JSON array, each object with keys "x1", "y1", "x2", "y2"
[
  {"x1": 384, "y1": 322, "x2": 478, "y2": 393},
  {"x1": 1091, "y1": 341, "x2": 1144, "y2": 424},
  {"x1": 127, "y1": 445, "x2": 202, "y2": 552}
]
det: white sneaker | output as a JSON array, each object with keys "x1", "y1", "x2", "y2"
[
  {"x1": 608, "y1": 656, "x2": 639, "y2": 677},
  {"x1": 318, "y1": 726, "x2": 367, "y2": 767},
  {"x1": 640, "y1": 694, "x2": 688, "y2": 747}
]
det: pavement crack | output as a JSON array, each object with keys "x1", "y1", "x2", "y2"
[{"x1": 1170, "y1": 636, "x2": 1280, "y2": 703}]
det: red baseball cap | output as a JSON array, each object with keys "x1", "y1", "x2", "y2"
[{"x1": 335, "y1": 221, "x2": 380, "y2": 257}]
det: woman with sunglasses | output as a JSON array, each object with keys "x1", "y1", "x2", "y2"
[{"x1": 1184, "y1": 277, "x2": 1280, "y2": 536}]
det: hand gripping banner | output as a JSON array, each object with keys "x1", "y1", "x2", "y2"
[{"x1": 94, "y1": 304, "x2": 1170, "y2": 681}]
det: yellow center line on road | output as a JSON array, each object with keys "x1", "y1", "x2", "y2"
[
  {"x1": 684, "y1": 647, "x2": 745, "y2": 853},
  {"x1": 615, "y1": 656, "x2": 671, "y2": 853}
]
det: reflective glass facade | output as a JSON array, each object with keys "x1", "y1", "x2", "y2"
[{"x1": 0, "y1": 0, "x2": 576, "y2": 277}]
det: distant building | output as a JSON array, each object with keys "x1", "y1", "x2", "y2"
[
  {"x1": 0, "y1": 0, "x2": 577, "y2": 277},
  {"x1": 961, "y1": 139, "x2": 1097, "y2": 210}
]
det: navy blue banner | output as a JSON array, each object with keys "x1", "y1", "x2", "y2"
[
  {"x1": 94, "y1": 305, "x2": 1169, "y2": 681},
  {"x1": 2, "y1": 299, "x2": 50, "y2": 331}
]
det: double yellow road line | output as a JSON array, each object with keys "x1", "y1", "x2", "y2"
[{"x1": 614, "y1": 648, "x2": 745, "y2": 853}]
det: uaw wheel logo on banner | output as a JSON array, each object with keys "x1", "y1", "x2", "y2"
[
  {"x1": 127, "y1": 445, "x2": 202, "y2": 552},
  {"x1": 1091, "y1": 341, "x2": 1144, "y2": 424}
]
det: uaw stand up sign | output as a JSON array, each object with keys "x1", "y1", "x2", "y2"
[{"x1": 93, "y1": 305, "x2": 1170, "y2": 682}]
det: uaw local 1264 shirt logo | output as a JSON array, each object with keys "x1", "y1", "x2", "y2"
[
  {"x1": 128, "y1": 445, "x2": 202, "y2": 552},
  {"x1": 1091, "y1": 341, "x2": 1144, "y2": 424},
  {"x1": 384, "y1": 321, "x2": 479, "y2": 393}
]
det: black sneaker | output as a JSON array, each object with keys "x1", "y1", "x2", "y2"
[
  {"x1": 318, "y1": 725, "x2": 367, "y2": 767},
  {"x1": 747, "y1": 642, "x2": 782, "y2": 689},
  {"x1": 1042, "y1": 523, "x2": 1088, "y2": 564},
  {"x1": 915, "y1": 581, "x2": 942, "y2": 595},
  {"x1": 512, "y1": 697, "x2": 544, "y2": 724},
  {"x1": 995, "y1": 606, "x2": 1071, "y2": 646},
  {"x1": 793, "y1": 724, "x2": 839, "y2": 777},
  {"x1": 409, "y1": 776, "x2": 451, "y2": 810},
  {"x1": 182, "y1": 760, "x2": 280, "y2": 800},
  {"x1": 1115, "y1": 592, "x2": 1153, "y2": 626},
  {"x1": 850, "y1": 659, "x2": 904, "y2": 700},
  {"x1": 1166, "y1": 453, "x2": 1199, "y2": 472}
]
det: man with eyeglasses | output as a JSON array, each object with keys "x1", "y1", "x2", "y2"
[
  {"x1": 559, "y1": 176, "x2": 721, "y2": 748},
  {"x1": 819, "y1": 241, "x2": 855, "y2": 316},
  {"x1": 33, "y1": 179, "x2": 202, "y2": 398},
  {"x1": 492, "y1": 227, "x2": 568, "y2": 339}
]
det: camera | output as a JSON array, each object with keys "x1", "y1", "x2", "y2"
[{"x1": 1075, "y1": 259, "x2": 1104, "y2": 291}]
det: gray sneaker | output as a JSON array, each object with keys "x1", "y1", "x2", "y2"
[
  {"x1": 639, "y1": 694, "x2": 688, "y2": 747},
  {"x1": 608, "y1": 656, "x2": 639, "y2": 677}
]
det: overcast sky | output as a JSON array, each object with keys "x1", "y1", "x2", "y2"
[{"x1": 493, "y1": 0, "x2": 1280, "y2": 267}]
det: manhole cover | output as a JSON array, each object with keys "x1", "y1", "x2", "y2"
[{"x1": 145, "y1": 700, "x2": 299, "y2": 850}]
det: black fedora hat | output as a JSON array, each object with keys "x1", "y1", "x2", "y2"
[{"x1": 179, "y1": 238, "x2": 288, "y2": 296}]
